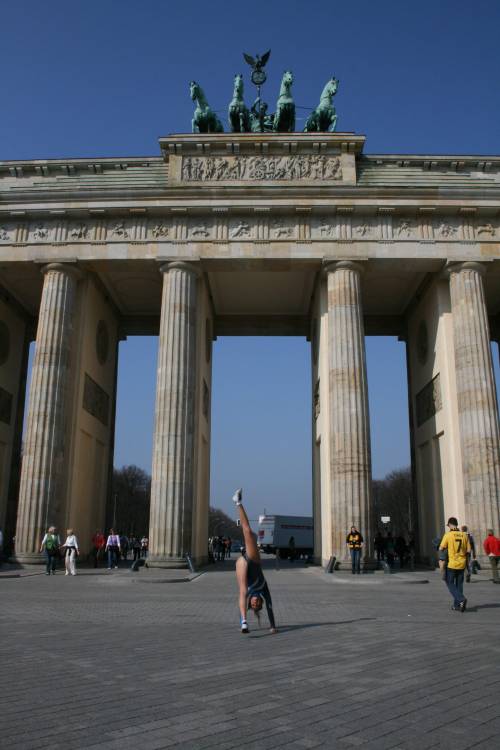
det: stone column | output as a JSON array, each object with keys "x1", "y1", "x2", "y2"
[
  {"x1": 148, "y1": 261, "x2": 201, "y2": 567},
  {"x1": 447, "y1": 262, "x2": 500, "y2": 547},
  {"x1": 14, "y1": 263, "x2": 81, "y2": 563},
  {"x1": 325, "y1": 261, "x2": 373, "y2": 563}
]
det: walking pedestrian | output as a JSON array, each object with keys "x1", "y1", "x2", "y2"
[
  {"x1": 483, "y1": 529, "x2": 500, "y2": 583},
  {"x1": 62, "y1": 529, "x2": 79, "y2": 576},
  {"x1": 40, "y1": 526, "x2": 60, "y2": 575},
  {"x1": 233, "y1": 489, "x2": 277, "y2": 634},
  {"x1": 439, "y1": 517, "x2": 470, "y2": 611},
  {"x1": 288, "y1": 535, "x2": 296, "y2": 562},
  {"x1": 346, "y1": 526, "x2": 363, "y2": 574},
  {"x1": 106, "y1": 528, "x2": 121, "y2": 569},
  {"x1": 226, "y1": 536, "x2": 232, "y2": 559}
]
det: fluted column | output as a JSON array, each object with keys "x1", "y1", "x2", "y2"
[
  {"x1": 326, "y1": 261, "x2": 373, "y2": 563},
  {"x1": 148, "y1": 261, "x2": 201, "y2": 567},
  {"x1": 447, "y1": 262, "x2": 500, "y2": 548},
  {"x1": 15, "y1": 263, "x2": 81, "y2": 563}
]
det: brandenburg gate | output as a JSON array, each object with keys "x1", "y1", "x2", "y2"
[{"x1": 1, "y1": 129, "x2": 500, "y2": 567}]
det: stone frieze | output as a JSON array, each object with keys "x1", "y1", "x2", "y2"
[
  {"x1": 0, "y1": 214, "x2": 499, "y2": 245},
  {"x1": 181, "y1": 155, "x2": 342, "y2": 182}
]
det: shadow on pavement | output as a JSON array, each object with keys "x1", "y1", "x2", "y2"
[{"x1": 247, "y1": 617, "x2": 377, "y2": 636}]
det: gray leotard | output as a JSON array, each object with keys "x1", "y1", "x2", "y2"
[{"x1": 244, "y1": 553, "x2": 276, "y2": 628}]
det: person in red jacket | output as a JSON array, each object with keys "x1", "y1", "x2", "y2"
[{"x1": 483, "y1": 530, "x2": 500, "y2": 583}]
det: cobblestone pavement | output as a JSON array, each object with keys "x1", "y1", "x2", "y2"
[{"x1": 1, "y1": 559, "x2": 499, "y2": 750}]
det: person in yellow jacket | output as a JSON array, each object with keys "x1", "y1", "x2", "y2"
[{"x1": 439, "y1": 517, "x2": 471, "y2": 612}]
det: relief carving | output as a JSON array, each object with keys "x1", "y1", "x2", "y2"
[
  {"x1": 190, "y1": 223, "x2": 210, "y2": 238},
  {"x1": 70, "y1": 224, "x2": 88, "y2": 240},
  {"x1": 83, "y1": 373, "x2": 109, "y2": 427},
  {"x1": 272, "y1": 220, "x2": 294, "y2": 239},
  {"x1": 229, "y1": 220, "x2": 252, "y2": 239},
  {"x1": 476, "y1": 222, "x2": 495, "y2": 237},
  {"x1": 110, "y1": 220, "x2": 129, "y2": 238},
  {"x1": 353, "y1": 222, "x2": 373, "y2": 238},
  {"x1": 33, "y1": 224, "x2": 50, "y2": 239},
  {"x1": 437, "y1": 221, "x2": 458, "y2": 238},
  {"x1": 318, "y1": 222, "x2": 336, "y2": 238},
  {"x1": 416, "y1": 373, "x2": 442, "y2": 428},
  {"x1": 181, "y1": 154, "x2": 342, "y2": 182},
  {"x1": 152, "y1": 222, "x2": 169, "y2": 238},
  {"x1": 0, "y1": 226, "x2": 10, "y2": 241},
  {"x1": 395, "y1": 219, "x2": 416, "y2": 238}
]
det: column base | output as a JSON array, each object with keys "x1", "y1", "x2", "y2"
[
  {"x1": 147, "y1": 555, "x2": 189, "y2": 569},
  {"x1": 11, "y1": 553, "x2": 45, "y2": 565}
]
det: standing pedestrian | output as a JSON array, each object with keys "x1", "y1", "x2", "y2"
[
  {"x1": 483, "y1": 529, "x2": 500, "y2": 583},
  {"x1": 226, "y1": 536, "x2": 232, "y2": 559},
  {"x1": 385, "y1": 532, "x2": 395, "y2": 568},
  {"x1": 140, "y1": 535, "x2": 149, "y2": 558},
  {"x1": 346, "y1": 526, "x2": 363, "y2": 574},
  {"x1": 40, "y1": 526, "x2": 60, "y2": 575},
  {"x1": 106, "y1": 528, "x2": 121, "y2": 569},
  {"x1": 461, "y1": 525, "x2": 476, "y2": 583},
  {"x1": 374, "y1": 532, "x2": 385, "y2": 562},
  {"x1": 288, "y1": 536, "x2": 296, "y2": 562},
  {"x1": 91, "y1": 530, "x2": 106, "y2": 568},
  {"x1": 132, "y1": 536, "x2": 141, "y2": 562},
  {"x1": 62, "y1": 529, "x2": 79, "y2": 576},
  {"x1": 439, "y1": 517, "x2": 470, "y2": 611}
]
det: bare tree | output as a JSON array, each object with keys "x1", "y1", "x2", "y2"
[{"x1": 373, "y1": 467, "x2": 413, "y2": 536}]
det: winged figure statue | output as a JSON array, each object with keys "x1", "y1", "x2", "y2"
[{"x1": 243, "y1": 50, "x2": 271, "y2": 72}]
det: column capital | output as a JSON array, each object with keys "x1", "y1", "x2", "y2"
[
  {"x1": 443, "y1": 260, "x2": 487, "y2": 279},
  {"x1": 40, "y1": 262, "x2": 84, "y2": 281},
  {"x1": 323, "y1": 259, "x2": 366, "y2": 276},
  {"x1": 158, "y1": 261, "x2": 202, "y2": 278}
]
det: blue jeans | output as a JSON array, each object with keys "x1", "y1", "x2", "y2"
[
  {"x1": 45, "y1": 551, "x2": 57, "y2": 573},
  {"x1": 445, "y1": 568, "x2": 465, "y2": 607},
  {"x1": 350, "y1": 549, "x2": 361, "y2": 573},
  {"x1": 107, "y1": 547, "x2": 118, "y2": 568}
]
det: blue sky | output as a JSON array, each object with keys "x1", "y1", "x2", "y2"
[{"x1": 7, "y1": 1, "x2": 500, "y2": 519}]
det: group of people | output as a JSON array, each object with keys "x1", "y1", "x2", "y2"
[
  {"x1": 346, "y1": 527, "x2": 416, "y2": 574},
  {"x1": 208, "y1": 535, "x2": 233, "y2": 562},
  {"x1": 90, "y1": 530, "x2": 149, "y2": 568},
  {"x1": 373, "y1": 531, "x2": 415, "y2": 569},
  {"x1": 39, "y1": 527, "x2": 149, "y2": 575}
]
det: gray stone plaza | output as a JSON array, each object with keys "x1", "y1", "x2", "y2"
[{"x1": 1, "y1": 560, "x2": 499, "y2": 749}]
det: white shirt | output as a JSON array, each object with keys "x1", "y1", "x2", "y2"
[{"x1": 63, "y1": 534, "x2": 79, "y2": 550}]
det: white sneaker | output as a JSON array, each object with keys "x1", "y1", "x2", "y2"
[
  {"x1": 65, "y1": 572, "x2": 69, "y2": 576},
  {"x1": 232, "y1": 488, "x2": 243, "y2": 506}
]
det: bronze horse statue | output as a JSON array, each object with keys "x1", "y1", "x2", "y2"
[
  {"x1": 228, "y1": 74, "x2": 251, "y2": 133},
  {"x1": 304, "y1": 78, "x2": 339, "y2": 132},
  {"x1": 190, "y1": 81, "x2": 224, "y2": 133}
]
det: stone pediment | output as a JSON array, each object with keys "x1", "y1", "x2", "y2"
[{"x1": 160, "y1": 132, "x2": 365, "y2": 187}]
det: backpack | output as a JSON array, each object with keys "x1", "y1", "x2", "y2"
[{"x1": 45, "y1": 534, "x2": 57, "y2": 552}]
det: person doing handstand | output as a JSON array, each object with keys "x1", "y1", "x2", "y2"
[{"x1": 233, "y1": 489, "x2": 277, "y2": 635}]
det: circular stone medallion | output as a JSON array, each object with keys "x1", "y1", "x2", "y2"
[
  {"x1": 96, "y1": 320, "x2": 109, "y2": 366},
  {"x1": 0, "y1": 320, "x2": 10, "y2": 365}
]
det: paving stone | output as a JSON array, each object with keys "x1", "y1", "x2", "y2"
[{"x1": 1, "y1": 560, "x2": 499, "y2": 749}]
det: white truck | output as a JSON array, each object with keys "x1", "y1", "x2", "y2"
[{"x1": 257, "y1": 515, "x2": 314, "y2": 558}]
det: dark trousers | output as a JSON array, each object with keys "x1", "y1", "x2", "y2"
[
  {"x1": 445, "y1": 567, "x2": 465, "y2": 606},
  {"x1": 133, "y1": 548, "x2": 141, "y2": 561},
  {"x1": 45, "y1": 551, "x2": 57, "y2": 573},
  {"x1": 350, "y1": 548, "x2": 361, "y2": 573}
]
